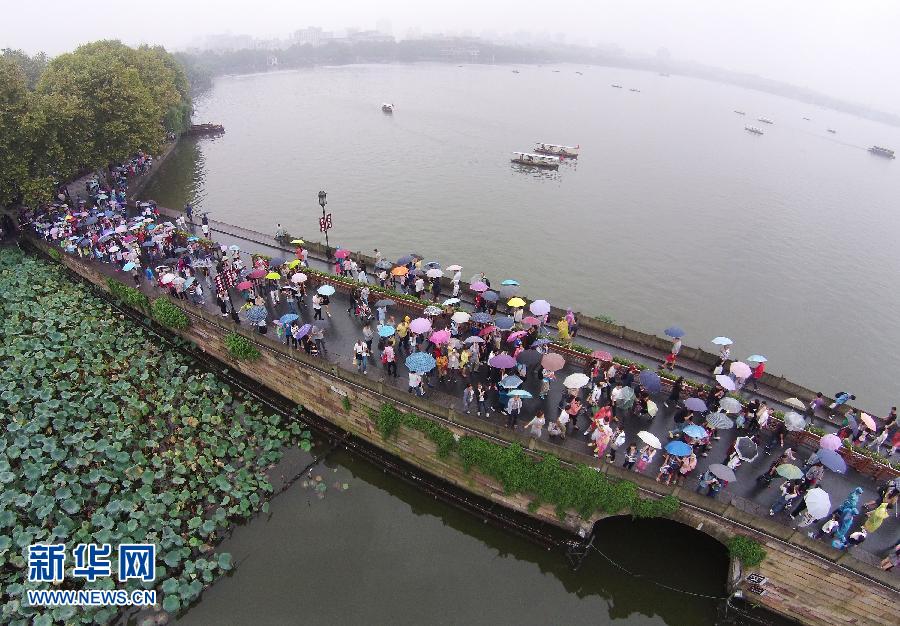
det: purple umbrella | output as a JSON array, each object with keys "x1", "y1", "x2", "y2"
[
  {"x1": 470, "y1": 281, "x2": 488, "y2": 292},
  {"x1": 482, "y1": 290, "x2": 499, "y2": 302},
  {"x1": 295, "y1": 323, "x2": 312, "y2": 339},
  {"x1": 817, "y1": 449, "x2": 847, "y2": 474},
  {"x1": 488, "y1": 353, "x2": 517, "y2": 369},
  {"x1": 409, "y1": 317, "x2": 432, "y2": 334},
  {"x1": 639, "y1": 370, "x2": 662, "y2": 394},
  {"x1": 684, "y1": 397, "x2": 708, "y2": 412}
]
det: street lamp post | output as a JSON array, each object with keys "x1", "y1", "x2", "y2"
[{"x1": 317, "y1": 190, "x2": 331, "y2": 256}]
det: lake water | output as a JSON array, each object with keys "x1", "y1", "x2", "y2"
[{"x1": 143, "y1": 62, "x2": 900, "y2": 413}]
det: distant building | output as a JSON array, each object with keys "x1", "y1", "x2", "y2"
[
  {"x1": 291, "y1": 27, "x2": 333, "y2": 47},
  {"x1": 348, "y1": 30, "x2": 395, "y2": 43}
]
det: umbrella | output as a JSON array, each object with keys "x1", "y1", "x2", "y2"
[
  {"x1": 709, "y1": 464, "x2": 736, "y2": 482},
  {"x1": 334, "y1": 249, "x2": 351, "y2": 259},
  {"x1": 280, "y1": 313, "x2": 299, "y2": 325},
  {"x1": 464, "y1": 336, "x2": 485, "y2": 344},
  {"x1": 426, "y1": 268, "x2": 443, "y2": 278},
  {"x1": 664, "y1": 326, "x2": 685, "y2": 338},
  {"x1": 522, "y1": 316, "x2": 542, "y2": 326},
  {"x1": 245, "y1": 306, "x2": 268, "y2": 323},
  {"x1": 281, "y1": 286, "x2": 298, "y2": 294},
  {"x1": 500, "y1": 375, "x2": 524, "y2": 388},
  {"x1": 397, "y1": 255, "x2": 414, "y2": 266},
  {"x1": 516, "y1": 350, "x2": 542, "y2": 366},
  {"x1": 482, "y1": 291, "x2": 499, "y2": 302},
  {"x1": 265, "y1": 272, "x2": 281, "y2": 280},
  {"x1": 715, "y1": 375, "x2": 736, "y2": 391},
  {"x1": 423, "y1": 305, "x2": 443, "y2": 316},
  {"x1": 637, "y1": 431, "x2": 662, "y2": 449},
  {"x1": 494, "y1": 316, "x2": 514, "y2": 330},
  {"x1": 122, "y1": 262, "x2": 135, "y2": 271},
  {"x1": 541, "y1": 353, "x2": 566, "y2": 371},
  {"x1": 563, "y1": 373, "x2": 590, "y2": 389},
  {"x1": 818, "y1": 433, "x2": 842, "y2": 451},
  {"x1": 291, "y1": 239, "x2": 305, "y2": 244},
  {"x1": 317, "y1": 285, "x2": 335, "y2": 296},
  {"x1": 646, "y1": 400, "x2": 659, "y2": 417},
  {"x1": 638, "y1": 370, "x2": 661, "y2": 394},
  {"x1": 268, "y1": 258, "x2": 285, "y2": 267},
  {"x1": 501, "y1": 279, "x2": 519, "y2": 286},
  {"x1": 442, "y1": 298, "x2": 461, "y2": 306},
  {"x1": 489, "y1": 353, "x2": 517, "y2": 369},
  {"x1": 85, "y1": 216, "x2": 98, "y2": 225},
  {"x1": 478, "y1": 325, "x2": 497, "y2": 336},
  {"x1": 375, "y1": 259, "x2": 393, "y2": 270},
  {"x1": 682, "y1": 425, "x2": 709, "y2": 439},
  {"x1": 183, "y1": 277, "x2": 196, "y2": 288},
  {"x1": 507, "y1": 330, "x2": 527, "y2": 342},
  {"x1": 429, "y1": 330, "x2": 451, "y2": 345},
  {"x1": 531, "y1": 339, "x2": 552, "y2": 347},
  {"x1": 286, "y1": 259, "x2": 301, "y2": 268},
  {"x1": 730, "y1": 362, "x2": 752, "y2": 378},
  {"x1": 446, "y1": 264, "x2": 463, "y2": 272},
  {"x1": 391, "y1": 266, "x2": 409, "y2": 276},
  {"x1": 616, "y1": 386, "x2": 636, "y2": 405},
  {"x1": 859, "y1": 413, "x2": 877, "y2": 430},
  {"x1": 784, "y1": 397, "x2": 806, "y2": 411},
  {"x1": 451, "y1": 311, "x2": 470, "y2": 324},
  {"x1": 685, "y1": 397, "x2": 708, "y2": 412},
  {"x1": 507, "y1": 297, "x2": 526, "y2": 308},
  {"x1": 378, "y1": 325, "x2": 396, "y2": 338},
  {"x1": 719, "y1": 397, "x2": 743, "y2": 414},
  {"x1": 711, "y1": 337, "x2": 733, "y2": 345},
  {"x1": 248, "y1": 269, "x2": 267, "y2": 279},
  {"x1": 804, "y1": 488, "x2": 832, "y2": 519},
  {"x1": 590, "y1": 350, "x2": 613, "y2": 361},
  {"x1": 508, "y1": 390, "x2": 533, "y2": 398},
  {"x1": 114, "y1": 225, "x2": 127, "y2": 234},
  {"x1": 706, "y1": 412, "x2": 735, "y2": 430},
  {"x1": 409, "y1": 318, "x2": 432, "y2": 334},
  {"x1": 291, "y1": 273, "x2": 308, "y2": 283},
  {"x1": 160, "y1": 273, "x2": 176, "y2": 285},
  {"x1": 107, "y1": 245, "x2": 120, "y2": 253},
  {"x1": 776, "y1": 464, "x2": 804, "y2": 480},
  {"x1": 783, "y1": 411, "x2": 807, "y2": 432},
  {"x1": 747, "y1": 354, "x2": 767, "y2": 363},
  {"x1": 470, "y1": 281, "x2": 488, "y2": 292},
  {"x1": 735, "y1": 436, "x2": 758, "y2": 462},
  {"x1": 665, "y1": 441, "x2": 692, "y2": 456},
  {"x1": 295, "y1": 324, "x2": 312, "y2": 339},
  {"x1": 375, "y1": 299, "x2": 396, "y2": 308},
  {"x1": 817, "y1": 449, "x2": 847, "y2": 474},
  {"x1": 228, "y1": 245, "x2": 241, "y2": 251},
  {"x1": 405, "y1": 352, "x2": 437, "y2": 373},
  {"x1": 529, "y1": 300, "x2": 551, "y2": 315}
]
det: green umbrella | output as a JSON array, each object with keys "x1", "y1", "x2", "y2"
[{"x1": 775, "y1": 464, "x2": 804, "y2": 480}]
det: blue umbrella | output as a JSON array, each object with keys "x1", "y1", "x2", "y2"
[
  {"x1": 295, "y1": 323, "x2": 312, "y2": 339},
  {"x1": 425, "y1": 261, "x2": 441, "y2": 268},
  {"x1": 317, "y1": 285, "x2": 335, "y2": 296},
  {"x1": 375, "y1": 259, "x2": 393, "y2": 270},
  {"x1": 500, "y1": 375, "x2": 524, "y2": 388},
  {"x1": 397, "y1": 255, "x2": 413, "y2": 266},
  {"x1": 531, "y1": 338, "x2": 552, "y2": 347},
  {"x1": 682, "y1": 425, "x2": 709, "y2": 439},
  {"x1": 638, "y1": 370, "x2": 662, "y2": 394},
  {"x1": 269, "y1": 258, "x2": 285, "y2": 267},
  {"x1": 664, "y1": 326, "x2": 685, "y2": 338},
  {"x1": 378, "y1": 325, "x2": 396, "y2": 337},
  {"x1": 665, "y1": 441, "x2": 693, "y2": 456},
  {"x1": 78, "y1": 238, "x2": 91, "y2": 247},
  {"x1": 405, "y1": 352, "x2": 437, "y2": 373},
  {"x1": 280, "y1": 313, "x2": 299, "y2": 325},
  {"x1": 141, "y1": 241, "x2": 156, "y2": 247},
  {"x1": 471, "y1": 312, "x2": 493, "y2": 324},
  {"x1": 501, "y1": 279, "x2": 519, "y2": 286},
  {"x1": 495, "y1": 316, "x2": 515, "y2": 330},
  {"x1": 245, "y1": 306, "x2": 268, "y2": 323},
  {"x1": 122, "y1": 262, "x2": 135, "y2": 271},
  {"x1": 508, "y1": 389, "x2": 533, "y2": 398},
  {"x1": 442, "y1": 298, "x2": 461, "y2": 306},
  {"x1": 187, "y1": 236, "x2": 199, "y2": 242},
  {"x1": 817, "y1": 449, "x2": 847, "y2": 474},
  {"x1": 183, "y1": 277, "x2": 196, "y2": 288},
  {"x1": 482, "y1": 290, "x2": 499, "y2": 302},
  {"x1": 684, "y1": 397, "x2": 708, "y2": 412}
]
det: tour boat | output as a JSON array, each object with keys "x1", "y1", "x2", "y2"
[
  {"x1": 611, "y1": 84, "x2": 622, "y2": 88},
  {"x1": 629, "y1": 88, "x2": 641, "y2": 92},
  {"x1": 827, "y1": 129, "x2": 837, "y2": 134},
  {"x1": 575, "y1": 71, "x2": 583, "y2": 75},
  {"x1": 803, "y1": 117, "x2": 810, "y2": 120},
  {"x1": 381, "y1": 103, "x2": 394, "y2": 113},
  {"x1": 510, "y1": 152, "x2": 560, "y2": 169},
  {"x1": 868, "y1": 146, "x2": 896, "y2": 159},
  {"x1": 758, "y1": 117, "x2": 774, "y2": 124},
  {"x1": 745, "y1": 126, "x2": 764, "y2": 135},
  {"x1": 533, "y1": 143, "x2": 580, "y2": 158},
  {"x1": 734, "y1": 110, "x2": 746, "y2": 115},
  {"x1": 512, "y1": 70, "x2": 520, "y2": 74}
]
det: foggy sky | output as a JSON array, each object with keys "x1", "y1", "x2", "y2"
[{"x1": 4, "y1": 0, "x2": 898, "y2": 113}]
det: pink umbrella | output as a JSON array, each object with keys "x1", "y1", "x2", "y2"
[
  {"x1": 470, "y1": 281, "x2": 488, "y2": 292},
  {"x1": 409, "y1": 317, "x2": 432, "y2": 334},
  {"x1": 507, "y1": 330, "x2": 527, "y2": 343},
  {"x1": 730, "y1": 361, "x2": 752, "y2": 379},
  {"x1": 122, "y1": 235, "x2": 136, "y2": 243},
  {"x1": 591, "y1": 350, "x2": 613, "y2": 361},
  {"x1": 522, "y1": 316, "x2": 541, "y2": 326},
  {"x1": 430, "y1": 329, "x2": 451, "y2": 345},
  {"x1": 334, "y1": 249, "x2": 351, "y2": 259},
  {"x1": 488, "y1": 353, "x2": 517, "y2": 369},
  {"x1": 859, "y1": 413, "x2": 877, "y2": 430},
  {"x1": 291, "y1": 273, "x2": 308, "y2": 283},
  {"x1": 478, "y1": 325, "x2": 497, "y2": 336},
  {"x1": 529, "y1": 299, "x2": 551, "y2": 315},
  {"x1": 819, "y1": 433, "x2": 842, "y2": 451},
  {"x1": 541, "y1": 353, "x2": 566, "y2": 371},
  {"x1": 248, "y1": 269, "x2": 266, "y2": 279},
  {"x1": 237, "y1": 281, "x2": 253, "y2": 290}
]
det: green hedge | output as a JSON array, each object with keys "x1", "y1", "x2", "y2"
[
  {"x1": 107, "y1": 278, "x2": 150, "y2": 311},
  {"x1": 152, "y1": 297, "x2": 190, "y2": 329},
  {"x1": 47, "y1": 247, "x2": 62, "y2": 261},
  {"x1": 370, "y1": 403, "x2": 680, "y2": 520},
  {"x1": 728, "y1": 535, "x2": 766, "y2": 567},
  {"x1": 223, "y1": 332, "x2": 260, "y2": 360}
]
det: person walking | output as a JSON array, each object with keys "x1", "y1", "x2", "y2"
[
  {"x1": 353, "y1": 340, "x2": 369, "y2": 374},
  {"x1": 506, "y1": 394, "x2": 523, "y2": 428},
  {"x1": 748, "y1": 360, "x2": 765, "y2": 391},
  {"x1": 383, "y1": 343, "x2": 397, "y2": 377},
  {"x1": 523, "y1": 410, "x2": 546, "y2": 440},
  {"x1": 462, "y1": 383, "x2": 475, "y2": 414},
  {"x1": 622, "y1": 444, "x2": 638, "y2": 470},
  {"x1": 476, "y1": 382, "x2": 490, "y2": 417},
  {"x1": 312, "y1": 293, "x2": 323, "y2": 320},
  {"x1": 769, "y1": 480, "x2": 802, "y2": 516}
]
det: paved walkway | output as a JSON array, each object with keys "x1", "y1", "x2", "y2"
[{"x1": 50, "y1": 214, "x2": 900, "y2": 565}]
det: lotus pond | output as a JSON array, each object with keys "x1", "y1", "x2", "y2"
[{"x1": 0, "y1": 248, "x2": 312, "y2": 624}]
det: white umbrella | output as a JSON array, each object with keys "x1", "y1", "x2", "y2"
[
  {"x1": 451, "y1": 311, "x2": 470, "y2": 324},
  {"x1": 859, "y1": 413, "x2": 877, "y2": 431},
  {"x1": 646, "y1": 400, "x2": 659, "y2": 417},
  {"x1": 160, "y1": 273, "x2": 176, "y2": 285},
  {"x1": 719, "y1": 397, "x2": 743, "y2": 414},
  {"x1": 784, "y1": 397, "x2": 806, "y2": 411},
  {"x1": 715, "y1": 375, "x2": 736, "y2": 391},
  {"x1": 804, "y1": 488, "x2": 831, "y2": 520},
  {"x1": 563, "y1": 373, "x2": 590, "y2": 389},
  {"x1": 783, "y1": 411, "x2": 807, "y2": 432},
  {"x1": 107, "y1": 245, "x2": 120, "y2": 253},
  {"x1": 637, "y1": 430, "x2": 662, "y2": 449},
  {"x1": 290, "y1": 273, "x2": 308, "y2": 283},
  {"x1": 711, "y1": 336, "x2": 733, "y2": 345},
  {"x1": 446, "y1": 264, "x2": 462, "y2": 272},
  {"x1": 730, "y1": 361, "x2": 752, "y2": 378},
  {"x1": 426, "y1": 268, "x2": 443, "y2": 278}
]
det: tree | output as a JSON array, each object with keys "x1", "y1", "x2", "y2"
[
  {"x1": 0, "y1": 57, "x2": 29, "y2": 206},
  {"x1": 1, "y1": 48, "x2": 48, "y2": 89}
]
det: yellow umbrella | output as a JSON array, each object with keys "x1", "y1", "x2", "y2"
[
  {"x1": 391, "y1": 266, "x2": 408, "y2": 276},
  {"x1": 507, "y1": 297, "x2": 526, "y2": 308},
  {"x1": 265, "y1": 272, "x2": 281, "y2": 280},
  {"x1": 287, "y1": 259, "x2": 301, "y2": 268},
  {"x1": 291, "y1": 239, "x2": 304, "y2": 244}
]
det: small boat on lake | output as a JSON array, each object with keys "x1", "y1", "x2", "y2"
[
  {"x1": 734, "y1": 110, "x2": 746, "y2": 115},
  {"x1": 511, "y1": 152, "x2": 560, "y2": 169},
  {"x1": 745, "y1": 126, "x2": 764, "y2": 135},
  {"x1": 381, "y1": 103, "x2": 394, "y2": 113},
  {"x1": 629, "y1": 88, "x2": 641, "y2": 92},
  {"x1": 512, "y1": 69, "x2": 520, "y2": 74},
  {"x1": 827, "y1": 129, "x2": 837, "y2": 134},
  {"x1": 758, "y1": 117, "x2": 774, "y2": 124},
  {"x1": 184, "y1": 123, "x2": 225, "y2": 136},
  {"x1": 533, "y1": 143, "x2": 580, "y2": 158},
  {"x1": 868, "y1": 146, "x2": 896, "y2": 159},
  {"x1": 611, "y1": 84, "x2": 622, "y2": 88}
]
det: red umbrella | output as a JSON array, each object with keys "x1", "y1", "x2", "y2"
[
  {"x1": 334, "y1": 249, "x2": 351, "y2": 259},
  {"x1": 237, "y1": 281, "x2": 253, "y2": 290},
  {"x1": 478, "y1": 325, "x2": 497, "y2": 336},
  {"x1": 430, "y1": 329, "x2": 451, "y2": 345},
  {"x1": 541, "y1": 353, "x2": 566, "y2": 371},
  {"x1": 506, "y1": 330, "x2": 527, "y2": 342},
  {"x1": 590, "y1": 350, "x2": 613, "y2": 361},
  {"x1": 522, "y1": 316, "x2": 541, "y2": 326},
  {"x1": 248, "y1": 269, "x2": 266, "y2": 279}
]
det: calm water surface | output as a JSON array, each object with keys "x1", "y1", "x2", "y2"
[{"x1": 143, "y1": 63, "x2": 900, "y2": 411}]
